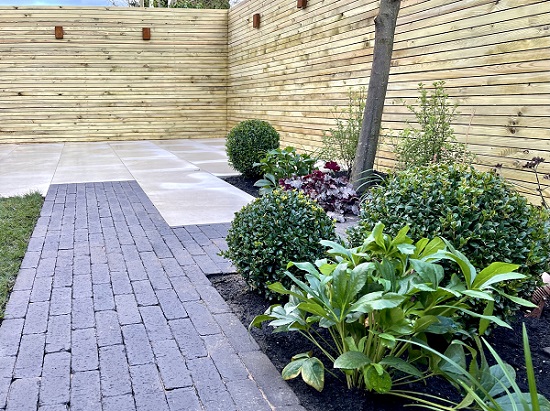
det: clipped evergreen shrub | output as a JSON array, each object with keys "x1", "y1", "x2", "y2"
[
  {"x1": 226, "y1": 119, "x2": 280, "y2": 177},
  {"x1": 221, "y1": 189, "x2": 335, "y2": 301},
  {"x1": 351, "y1": 164, "x2": 550, "y2": 324}
]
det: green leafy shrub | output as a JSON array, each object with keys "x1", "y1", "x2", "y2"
[
  {"x1": 252, "y1": 223, "x2": 531, "y2": 396},
  {"x1": 393, "y1": 81, "x2": 474, "y2": 169},
  {"x1": 226, "y1": 119, "x2": 280, "y2": 177},
  {"x1": 221, "y1": 189, "x2": 335, "y2": 300},
  {"x1": 319, "y1": 87, "x2": 366, "y2": 175},
  {"x1": 254, "y1": 146, "x2": 316, "y2": 194},
  {"x1": 351, "y1": 164, "x2": 550, "y2": 326},
  {"x1": 255, "y1": 146, "x2": 316, "y2": 180}
]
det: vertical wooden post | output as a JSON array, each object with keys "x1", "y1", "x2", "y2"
[{"x1": 297, "y1": 0, "x2": 307, "y2": 9}]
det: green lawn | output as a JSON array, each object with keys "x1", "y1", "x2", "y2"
[{"x1": 0, "y1": 192, "x2": 44, "y2": 318}]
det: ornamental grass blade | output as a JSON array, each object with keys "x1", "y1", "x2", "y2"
[{"x1": 523, "y1": 323, "x2": 547, "y2": 411}]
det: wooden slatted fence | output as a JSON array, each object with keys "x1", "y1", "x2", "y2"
[{"x1": 0, "y1": 7, "x2": 228, "y2": 142}]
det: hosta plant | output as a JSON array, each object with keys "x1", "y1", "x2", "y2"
[
  {"x1": 251, "y1": 223, "x2": 533, "y2": 394},
  {"x1": 281, "y1": 163, "x2": 360, "y2": 219}
]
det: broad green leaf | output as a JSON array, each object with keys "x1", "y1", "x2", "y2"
[
  {"x1": 396, "y1": 243, "x2": 416, "y2": 255},
  {"x1": 424, "y1": 316, "x2": 461, "y2": 335},
  {"x1": 452, "y1": 306, "x2": 511, "y2": 329},
  {"x1": 249, "y1": 314, "x2": 274, "y2": 330},
  {"x1": 504, "y1": 294, "x2": 537, "y2": 308},
  {"x1": 377, "y1": 260, "x2": 397, "y2": 292},
  {"x1": 441, "y1": 343, "x2": 466, "y2": 374},
  {"x1": 370, "y1": 222, "x2": 386, "y2": 249},
  {"x1": 334, "y1": 351, "x2": 371, "y2": 370},
  {"x1": 350, "y1": 292, "x2": 405, "y2": 313},
  {"x1": 318, "y1": 261, "x2": 336, "y2": 275},
  {"x1": 288, "y1": 261, "x2": 322, "y2": 277},
  {"x1": 365, "y1": 365, "x2": 392, "y2": 393},
  {"x1": 267, "y1": 282, "x2": 303, "y2": 299},
  {"x1": 332, "y1": 263, "x2": 352, "y2": 309},
  {"x1": 461, "y1": 290, "x2": 494, "y2": 301},
  {"x1": 413, "y1": 315, "x2": 439, "y2": 333},
  {"x1": 432, "y1": 242, "x2": 477, "y2": 287},
  {"x1": 410, "y1": 259, "x2": 444, "y2": 287},
  {"x1": 415, "y1": 237, "x2": 445, "y2": 259},
  {"x1": 350, "y1": 263, "x2": 375, "y2": 296},
  {"x1": 536, "y1": 395, "x2": 550, "y2": 411},
  {"x1": 296, "y1": 302, "x2": 331, "y2": 318},
  {"x1": 282, "y1": 358, "x2": 306, "y2": 380},
  {"x1": 301, "y1": 357, "x2": 325, "y2": 392},
  {"x1": 494, "y1": 393, "x2": 535, "y2": 410},
  {"x1": 379, "y1": 356, "x2": 423, "y2": 378},
  {"x1": 473, "y1": 272, "x2": 525, "y2": 290},
  {"x1": 413, "y1": 238, "x2": 430, "y2": 257},
  {"x1": 478, "y1": 301, "x2": 495, "y2": 336},
  {"x1": 320, "y1": 240, "x2": 353, "y2": 260},
  {"x1": 472, "y1": 262, "x2": 521, "y2": 289},
  {"x1": 487, "y1": 363, "x2": 515, "y2": 397},
  {"x1": 291, "y1": 352, "x2": 312, "y2": 361},
  {"x1": 390, "y1": 225, "x2": 411, "y2": 247},
  {"x1": 379, "y1": 333, "x2": 396, "y2": 348}
]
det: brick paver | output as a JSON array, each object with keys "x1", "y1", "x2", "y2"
[{"x1": 0, "y1": 181, "x2": 305, "y2": 411}]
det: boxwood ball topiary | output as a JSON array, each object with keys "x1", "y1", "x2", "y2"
[
  {"x1": 221, "y1": 189, "x2": 335, "y2": 301},
  {"x1": 352, "y1": 163, "x2": 550, "y2": 326},
  {"x1": 226, "y1": 119, "x2": 280, "y2": 177}
]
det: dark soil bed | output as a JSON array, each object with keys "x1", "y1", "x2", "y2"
[
  {"x1": 221, "y1": 175, "x2": 260, "y2": 197},
  {"x1": 211, "y1": 273, "x2": 550, "y2": 411}
]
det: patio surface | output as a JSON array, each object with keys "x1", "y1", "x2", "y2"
[
  {"x1": 0, "y1": 139, "x2": 253, "y2": 226},
  {"x1": 0, "y1": 140, "x2": 305, "y2": 411}
]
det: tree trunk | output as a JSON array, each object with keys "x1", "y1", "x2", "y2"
[{"x1": 352, "y1": 0, "x2": 401, "y2": 190}]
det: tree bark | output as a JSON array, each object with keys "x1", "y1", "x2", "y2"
[{"x1": 352, "y1": 0, "x2": 401, "y2": 190}]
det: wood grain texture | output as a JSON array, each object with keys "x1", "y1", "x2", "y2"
[{"x1": 0, "y1": 7, "x2": 228, "y2": 143}]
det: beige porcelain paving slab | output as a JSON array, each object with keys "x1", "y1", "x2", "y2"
[
  {"x1": 154, "y1": 138, "x2": 237, "y2": 176},
  {"x1": 52, "y1": 142, "x2": 133, "y2": 184},
  {"x1": 0, "y1": 143, "x2": 63, "y2": 197},
  {"x1": 138, "y1": 170, "x2": 253, "y2": 226},
  {"x1": 110, "y1": 140, "x2": 200, "y2": 173}
]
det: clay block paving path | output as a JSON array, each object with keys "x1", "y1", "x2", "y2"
[{"x1": 0, "y1": 181, "x2": 304, "y2": 411}]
